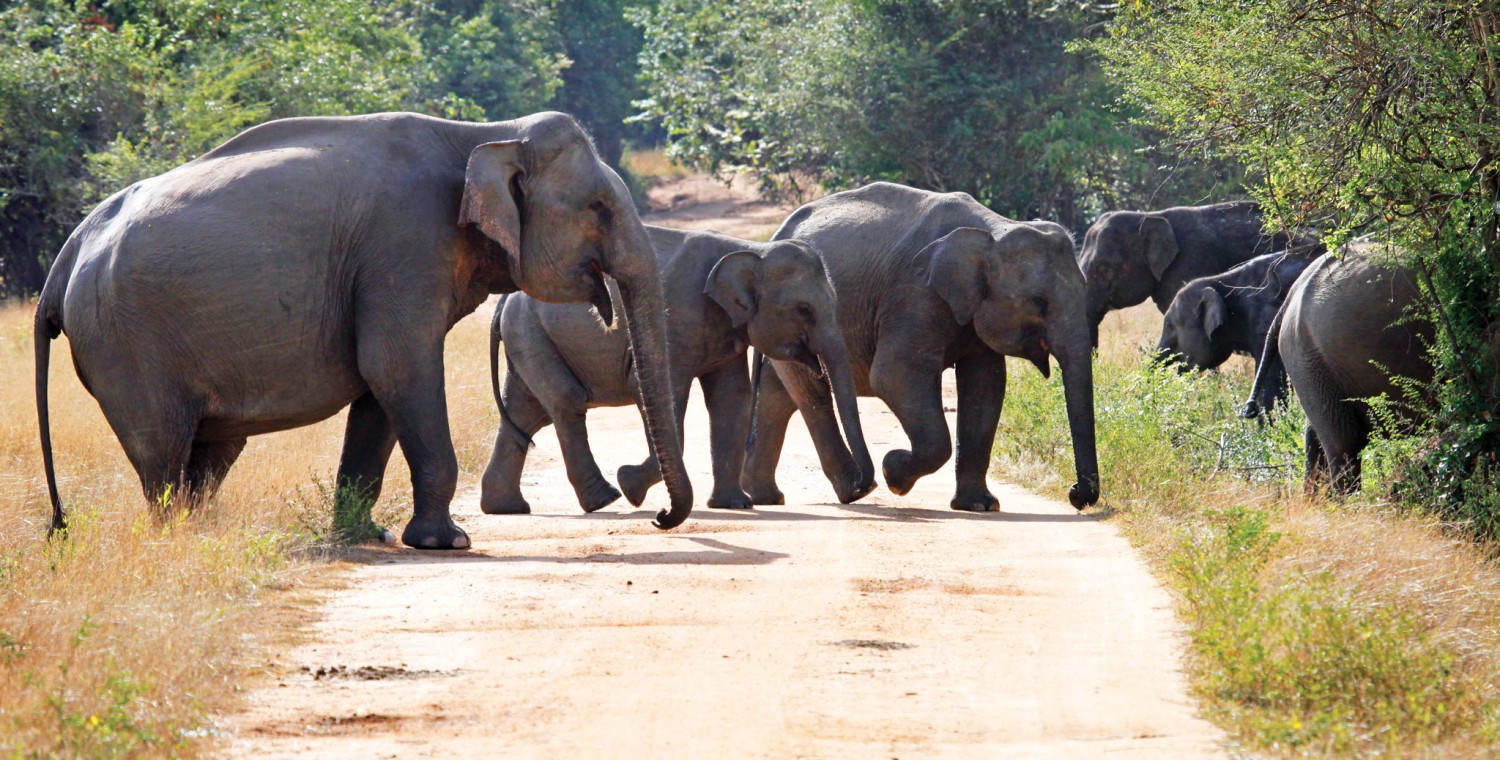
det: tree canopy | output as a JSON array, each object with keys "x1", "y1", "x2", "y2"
[
  {"x1": 0, "y1": 0, "x2": 651, "y2": 296},
  {"x1": 1089, "y1": 0, "x2": 1500, "y2": 532}
]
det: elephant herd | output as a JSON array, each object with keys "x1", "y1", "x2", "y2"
[{"x1": 32, "y1": 111, "x2": 1432, "y2": 550}]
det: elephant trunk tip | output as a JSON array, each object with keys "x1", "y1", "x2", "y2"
[
  {"x1": 652, "y1": 503, "x2": 692, "y2": 530},
  {"x1": 1068, "y1": 481, "x2": 1099, "y2": 510},
  {"x1": 1238, "y1": 400, "x2": 1262, "y2": 420}
]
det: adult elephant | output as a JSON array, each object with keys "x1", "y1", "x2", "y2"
[
  {"x1": 1155, "y1": 248, "x2": 1323, "y2": 412},
  {"x1": 480, "y1": 227, "x2": 873, "y2": 515},
  {"x1": 1078, "y1": 201, "x2": 1315, "y2": 345},
  {"x1": 34, "y1": 111, "x2": 693, "y2": 549},
  {"x1": 741, "y1": 182, "x2": 1100, "y2": 512},
  {"x1": 1242, "y1": 245, "x2": 1432, "y2": 493}
]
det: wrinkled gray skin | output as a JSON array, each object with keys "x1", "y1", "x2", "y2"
[
  {"x1": 1156, "y1": 248, "x2": 1323, "y2": 410},
  {"x1": 34, "y1": 111, "x2": 694, "y2": 549},
  {"x1": 1242, "y1": 247, "x2": 1432, "y2": 493},
  {"x1": 1078, "y1": 201, "x2": 1312, "y2": 346},
  {"x1": 742, "y1": 182, "x2": 1100, "y2": 512},
  {"x1": 479, "y1": 227, "x2": 875, "y2": 515}
]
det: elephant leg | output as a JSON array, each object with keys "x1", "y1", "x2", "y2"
[
  {"x1": 778, "y1": 362, "x2": 869, "y2": 504},
  {"x1": 951, "y1": 351, "x2": 1005, "y2": 512},
  {"x1": 183, "y1": 438, "x2": 247, "y2": 508},
  {"x1": 1303, "y1": 424, "x2": 1327, "y2": 495},
  {"x1": 333, "y1": 392, "x2": 399, "y2": 540},
  {"x1": 699, "y1": 360, "x2": 753, "y2": 509},
  {"x1": 741, "y1": 364, "x2": 798, "y2": 505},
  {"x1": 119, "y1": 418, "x2": 197, "y2": 520},
  {"x1": 480, "y1": 368, "x2": 552, "y2": 515},
  {"x1": 1322, "y1": 404, "x2": 1369, "y2": 495},
  {"x1": 619, "y1": 380, "x2": 692, "y2": 508},
  {"x1": 359, "y1": 325, "x2": 468, "y2": 550},
  {"x1": 870, "y1": 351, "x2": 950, "y2": 497}
]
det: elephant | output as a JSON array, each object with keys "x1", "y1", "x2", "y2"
[
  {"x1": 1078, "y1": 200, "x2": 1317, "y2": 345},
  {"x1": 1155, "y1": 248, "x2": 1323, "y2": 411},
  {"x1": 1242, "y1": 245, "x2": 1433, "y2": 493},
  {"x1": 741, "y1": 182, "x2": 1100, "y2": 513},
  {"x1": 34, "y1": 111, "x2": 694, "y2": 550},
  {"x1": 479, "y1": 226, "x2": 874, "y2": 515}
]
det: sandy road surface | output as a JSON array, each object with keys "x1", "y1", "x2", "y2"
[{"x1": 226, "y1": 384, "x2": 1224, "y2": 757}]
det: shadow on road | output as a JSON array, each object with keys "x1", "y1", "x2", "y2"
[{"x1": 350, "y1": 535, "x2": 789, "y2": 567}]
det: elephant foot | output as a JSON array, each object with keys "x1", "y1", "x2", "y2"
[
  {"x1": 834, "y1": 474, "x2": 877, "y2": 504},
  {"x1": 950, "y1": 489, "x2": 1000, "y2": 512},
  {"x1": 708, "y1": 488, "x2": 754, "y2": 510},
  {"x1": 743, "y1": 482, "x2": 784, "y2": 506},
  {"x1": 617, "y1": 463, "x2": 659, "y2": 507},
  {"x1": 400, "y1": 515, "x2": 471, "y2": 550},
  {"x1": 882, "y1": 451, "x2": 923, "y2": 497},
  {"x1": 578, "y1": 481, "x2": 623, "y2": 514},
  {"x1": 481, "y1": 492, "x2": 531, "y2": 515}
]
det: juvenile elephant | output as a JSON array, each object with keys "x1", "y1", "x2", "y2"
[
  {"x1": 1078, "y1": 201, "x2": 1313, "y2": 344},
  {"x1": 1155, "y1": 248, "x2": 1323, "y2": 410},
  {"x1": 1243, "y1": 245, "x2": 1433, "y2": 493},
  {"x1": 742, "y1": 182, "x2": 1100, "y2": 512},
  {"x1": 479, "y1": 227, "x2": 874, "y2": 514},
  {"x1": 35, "y1": 111, "x2": 694, "y2": 549}
]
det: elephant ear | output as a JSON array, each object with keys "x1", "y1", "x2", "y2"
[
  {"x1": 1199, "y1": 286, "x2": 1227, "y2": 338},
  {"x1": 924, "y1": 227, "x2": 996, "y2": 326},
  {"x1": 1139, "y1": 215, "x2": 1179, "y2": 280},
  {"x1": 705, "y1": 250, "x2": 760, "y2": 328},
  {"x1": 459, "y1": 140, "x2": 528, "y2": 261}
]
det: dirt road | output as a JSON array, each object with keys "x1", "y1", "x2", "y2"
[{"x1": 227, "y1": 385, "x2": 1224, "y2": 757}]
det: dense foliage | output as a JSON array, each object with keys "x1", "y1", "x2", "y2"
[
  {"x1": 632, "y1": 0, "x2": 1236, "y2": 226},
  {"x1": 1090, "y1": 0, "x2": 1500, "y2": 535},
  {"x1": 0, "y1": 0, "x2": 651, "y2": 297}
]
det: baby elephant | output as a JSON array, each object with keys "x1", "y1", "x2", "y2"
[
  {"x1": 480, "y1": 225, "x2": 874, "y2": 514},
  {"x1": 1156, "y1": 247, "x2": 1323, "y2": 411},
  {"x1": 1244, "y1": 245, "x2": 1433, "y2": 493}
]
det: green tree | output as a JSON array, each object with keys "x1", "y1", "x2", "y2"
[
  {"x1": 1089, "y1": 0, "x2": 1500, "y2": 532},
  {"x1": 634, "y1": 0, "x2": 1233, "y2": 227}
]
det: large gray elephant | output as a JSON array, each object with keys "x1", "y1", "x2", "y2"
[
  {"x1": 1078, "y1": 201, "x2": 1314, "y2": 344},
  {"x1": 34, "y1": 111, "x2": 693, "y2": 549},
  {"x1": 479, "y1": 226, "x2": 874, "y2": 515},
  {"x1": 1243, "y1": 245, "x2": 1432, "y2": 493},
  {"x1": 1155, "y1": 248, "x2": 1323, "y2": 411},
  {"x1": 742, "y1": 182, "x2": 1100, "y2": 512}
]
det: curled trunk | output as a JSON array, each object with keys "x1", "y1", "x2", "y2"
[
  {"x1": 1052, "y1": 321, "x2": 1100, "y2": 509},
  {"x1": 817, "y1": 330, "x2": 875, "y2": 499},
  {"x1": 609, "y1": 228, "x2": 694, "y2": 529}
]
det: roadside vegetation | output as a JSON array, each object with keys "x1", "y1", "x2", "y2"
[
  {"x1": 0, "y1": 303, "x2": 498, "y2": 756},
  {"x1": 995, "y1": 306, "x2": 1500, "y2": 756}
]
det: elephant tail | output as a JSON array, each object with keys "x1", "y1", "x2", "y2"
[
  {"x1": 35, "y1": 282, "x2": 65, "y2": 536},
  {"x1": 490, "y1": 295, "x2": 533, "y2": 450},
  {"x1": 1242, "y1": 294, "x2": 1290, "y2": 420}
]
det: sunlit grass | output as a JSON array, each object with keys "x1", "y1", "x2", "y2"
[
  {"x1": 994, "y1": 303, "x2": 1500, "y2": 756},
  {"x1": 0, "y1": 300, "x2": 498, "y2": 756}
]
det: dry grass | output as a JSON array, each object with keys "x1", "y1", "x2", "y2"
[
  {"x1": 622, "y1": 146, "x2": 691, "y2": 186},
  {"x1": 0, "y1": 299, "x2": 498, "y2": 756},
  {"x1": 995, "y1": 302, "x2": 1500, "y2": 755}
]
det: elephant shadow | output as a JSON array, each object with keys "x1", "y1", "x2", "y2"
[{"x1": 357, "y1": 535, "x2": 789, "y2": 567}]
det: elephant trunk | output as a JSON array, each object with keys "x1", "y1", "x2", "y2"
[
  {"x1": 816, "y1": 328, "x2": 875, "y2": 498},
  {"x1": 1051, "y1": 319, "x2": 1100, "y2": 509},
  {"x1": 608, "y1": 225, "x2": 693, "y2": 529}
]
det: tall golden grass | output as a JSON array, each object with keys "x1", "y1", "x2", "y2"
[
  {"x1": 0, "y1": 300, "x2": 497, "y2": 756},
  {"x1": 997, "y1": 303, "x2": 1500, "y2": 755}
]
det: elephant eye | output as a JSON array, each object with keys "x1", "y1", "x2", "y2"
[
  {"x1": 797, "y1": 303, "x2": 815, "y2": 323},
  {"x1": 589, "y1": 198, "x2": 614, "y2": 230}
]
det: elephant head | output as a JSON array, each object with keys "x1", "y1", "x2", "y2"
[
  {"x1": 459, "y1": 114, "x2": 693, "y2": 528},
  {"x1": 706, "y1": 241, "x2": 875, "y2": 496},
  {"x1": 926, "y1": 225, "x2": 1100, "y2": 509},
  {"x1": 1155, "y1": 284, "x2": 1229, "y2": 371},
  {"x1": 1077, "y1": 212, "x2": 1179, "y2": 346}
]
